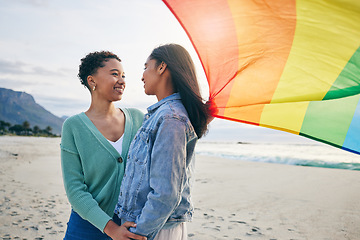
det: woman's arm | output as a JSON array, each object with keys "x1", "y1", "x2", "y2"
[
  {"x1": 62, "y1": 146, "x2": 147, "y2": 240},
  {"x1": 60, "y1": 117, "x2": 113, "y2": 231},
  {"x1": 61, "y1": 148, "x2": 112, "y2": 231}
]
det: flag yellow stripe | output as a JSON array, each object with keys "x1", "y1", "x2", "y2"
[
  {"x1": 271, "y1": 0, "x2": 360, "y2": 103},
  {"x1": 260, "y1": 101, "x2": 309, "y2": 134}
]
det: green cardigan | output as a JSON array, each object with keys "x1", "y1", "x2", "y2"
[{"x1": 60, "y1": 108, "x2": 144, "y2": 232}]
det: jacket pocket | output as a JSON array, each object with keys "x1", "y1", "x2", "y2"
[{"x1": 132, "y1": 130, "x2": 150, "y2": 165}]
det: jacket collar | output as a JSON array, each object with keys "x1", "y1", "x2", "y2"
[{"x1": 147, "y1": 93, "x2": 181, "y2": 113}]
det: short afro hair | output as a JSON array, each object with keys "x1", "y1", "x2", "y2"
[{"x1": 78, "y1": 51, "x2": 121, "y2": 91}]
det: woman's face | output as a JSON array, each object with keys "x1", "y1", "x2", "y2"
[
  {"x1": 91, "y1": 58, "x2": 125, "y2": 102},
  {"x1": 142, "y1": 57, "x2": 160, "y2": 96}
]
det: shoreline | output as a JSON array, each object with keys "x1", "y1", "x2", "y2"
[
  {"x1": 0, "y1": 136, "x2": 359, "y2": 239},
  {"x1": 196, "y1": 140, "x2": 360, "y2": 171}
]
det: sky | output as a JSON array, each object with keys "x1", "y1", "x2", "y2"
[{"x1": 0, "y1": 0, "x2": 317, "y2": 143}]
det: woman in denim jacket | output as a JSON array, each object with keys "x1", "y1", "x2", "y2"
[{"x1": 114, "y1": 44, "x2": 212, "y2": 240}]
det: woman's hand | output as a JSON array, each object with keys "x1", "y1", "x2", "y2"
[{"x1": 104, "y1": 220, "x2": 147, "y2": 240}]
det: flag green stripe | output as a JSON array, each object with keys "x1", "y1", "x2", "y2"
[
  {"x1": 324, "y1": 47, "x2": 360, "y2": 100},
  {"x1": 300, "y1": 94, "x2": 360, "y2": 146}
]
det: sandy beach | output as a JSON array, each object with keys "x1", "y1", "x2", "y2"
[{"x1": 0, "y1": 136, "x2": 359, "y2": 239}]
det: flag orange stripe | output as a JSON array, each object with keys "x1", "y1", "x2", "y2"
[
  {"x1": 163, "y1": 0, "x2": 239, "y2": 115},
  {"x1": 224, "y1": 0, "x2": 297, "y2": 123}
]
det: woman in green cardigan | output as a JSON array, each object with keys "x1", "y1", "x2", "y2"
[{"x1": 60, "y1": 51, "x2": 146, "y2": 240}]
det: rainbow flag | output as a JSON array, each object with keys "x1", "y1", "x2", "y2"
[{"x1": 163, "y1": 0, "x2": 360, "y2": 154}]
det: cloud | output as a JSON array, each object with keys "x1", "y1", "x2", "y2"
[
  {"x1": 17, "y1": 0, "x2": 48, "y2": 7},
  {"x1": 31, "y1": 66, "x2": 66, "y2": 76},
  {"x1": 0, "y1": 59, "x2": 27, "y2": 74},
  {"x1": 0, "y1": 78, "x2": 38, "y2": 88},
  {"x1": 0, "y1": 59, "x2": 66, "y2": 76},
  {"x1": 34, "y1": 94, "x2": 89, "y2": 117}
]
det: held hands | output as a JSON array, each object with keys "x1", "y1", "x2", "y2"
[
  {"x1": 120, "y1": 222, "x2": 147, "y2": 240},
  {"x1": 104, "y1": 220, "x2": 147, "y2": 240}
]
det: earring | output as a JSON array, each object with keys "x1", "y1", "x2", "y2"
[{"x1": 92, "y1": 85, "x2": 96, "y2": 91}]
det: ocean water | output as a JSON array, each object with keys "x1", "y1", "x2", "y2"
[{"x1": 195, "y1": 141, "x2": 360, "y2": 171}]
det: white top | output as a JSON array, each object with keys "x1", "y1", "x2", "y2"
[{"x1": 107, "y1": 135, "x2": 124, "y2": 155}]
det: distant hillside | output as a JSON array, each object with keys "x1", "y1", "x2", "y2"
[{"x1": 0, "y1": 88, "x2": 64, "y2": 134}]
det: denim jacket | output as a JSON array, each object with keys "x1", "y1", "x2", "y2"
[{"x1": 114, "y1": 93, "x2": 197, "y2": 239}]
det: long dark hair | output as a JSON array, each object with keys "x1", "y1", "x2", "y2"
[{"x1": 150, "y1": 44, "x2": 211, "y2": 138}]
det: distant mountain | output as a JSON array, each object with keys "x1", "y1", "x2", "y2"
[{"x1": 0, "y1": 88, "x2": 64, "y2": 135}]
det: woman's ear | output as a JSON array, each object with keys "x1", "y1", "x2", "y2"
[
  {"x1": 158, "y1": 62, "x2": 167, "y2": 75},
  {"x1": 87, "y1": 75, "x2": 95, "y2": 87}
]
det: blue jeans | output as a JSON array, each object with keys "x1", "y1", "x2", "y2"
[{"x1": 63, "y1": 210, "x2": 121, "y2": 240}]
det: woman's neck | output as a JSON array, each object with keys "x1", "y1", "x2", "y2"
[
  {"x1": 86, "y1": 100, "x2": 118, "y2": 119},
  {"x1": 156, "y1": 90, "x2": 175, "y2": 102},
  {"x1": 155, "y1": 70, "x2": 175, "y2": 101}
]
